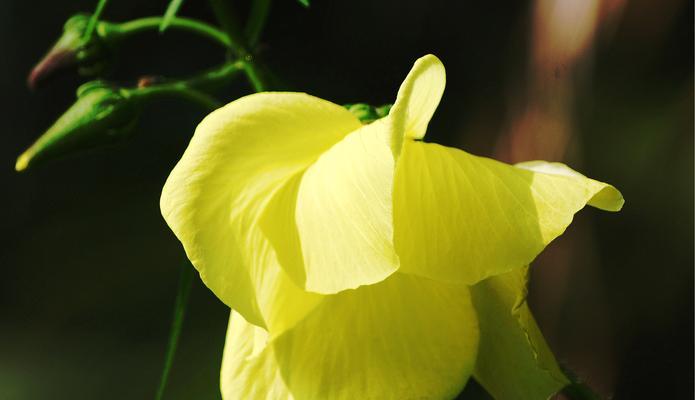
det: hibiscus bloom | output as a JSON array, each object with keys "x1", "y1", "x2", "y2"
[{"x1": 161, "y1": 54, "x2": 623, "y2": 399}]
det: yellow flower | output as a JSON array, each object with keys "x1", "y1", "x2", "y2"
[{"x1": 160, "y1": 55, "x2": 623, "y2": 399}]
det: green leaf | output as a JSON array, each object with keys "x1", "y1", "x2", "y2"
[
  {"x1": 343, "y1": 103, "x2": 392, "y2": 123},
  {"x1": 84, "y1": 0, "x2": 109, "y2": 40},
  {"x1": 244, "y1": 0, "x2": 271, "y2": 48},
  {"x1": 298, "y1": 0, "x2": 310, "y2": 7},
  {"x1": 155, "y1": 260, "x2": 194, "y2": 400},
  {"x1": 160, "y1": 0, "x2": 186, "y2": 33}
]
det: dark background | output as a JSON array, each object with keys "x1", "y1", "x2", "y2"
[{"x1": 1, "y1": 0, "x2": 692, "y2": 399}]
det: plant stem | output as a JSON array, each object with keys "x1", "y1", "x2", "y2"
[
  {"x1": 137, "y1": 85, "x2": 222, "y2": 110},
  {"x1": 116, "y1": 17, "x2": 231, "y2": 49},
  {"x1": 180, "y1": 61, "x2": 246, "y2": 92},
  {"x1": 155, "y1": 261, "x2": 195, "y2": 400},
  {"x1": 207, "y1": 0, "x2": 250, "y2": 58},
  {"x1": 206, "y1": 0, "x2": 273, "y2": 91},
  {"x1": 132, "y1": 61, "x2": 245, "y2": 109},
  {"x1": 242, "y1": 60, "x2": 267, "y2": 92},
  {"x1": 85, "y1": 0, "x2": 109, "y2": 40},
  {"x1": 160, "y1": 0, "x2": 185, "y2": 32},
  {"x1": 245, "y1": 0, "x2": 272, "y2": 49},
  {"x1": 150, "y1": 2, "x2": 273, "y2": 398}
]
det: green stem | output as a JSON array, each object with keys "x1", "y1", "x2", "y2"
[
  {"x1": 116, "y1": 17, "x2": 231, "y2": 49},
  {"x1": 180, "y1": 61, "x2": 246, "y2": 91},
  {"x1": 207, "y1": 0, "x2": 250, "y2": 57},
  {"x1": 206, "y1": 0, "x2": 273, "y2": 91},
  {"x1": 136, "y1": 85, "x2": 222, "y2": 110},
  {"x1": 132, "y1": 61, "x2": 245, "y2": 109},
  {"x1": 242, "y1": 60, "x2": 267, "y2": 92},
  {"x1": 85, "y1": 0, "x2": 109, "y2": 40},
  {"x1": 245, "y1": 0, "x2": 272, "y2": 49},
  {"x1": 155, "y1": 261, "x2": 195, "y2": 400},
  {"x1": 160, "y1": 0, "x2": 185, "y2": 32}
]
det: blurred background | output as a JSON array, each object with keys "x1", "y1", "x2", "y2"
[{"x1": 1, "y1": 0, "x2": 692, "y2": 398}]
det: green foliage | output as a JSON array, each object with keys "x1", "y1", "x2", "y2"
[
  {"x1": 155, "y1": 261, "x2": 195, "y2": 400},
  {"x1": 18, "y1": 1, "x2": 279, "y2": 395},
  {"x1": 244, "y1": 0, "x2": 271, "y2": 48},
  {"x1": 160, "y1": 0, "x2": 186, "y2": 32},
  {"x1": 84, "y1": 0, "x2": 109, "y2": 40},
  {"x1": 344, "y1": 103, "x2": 392, "y2": 123},
  {"x1": 28, "y1": 14, "x2": 117, "y2": 88},
  {"x1": 19, "y1": 0, "x2": 271, "y2": 171},
  {"x1": 16, "y1": 81, "x2": 140, "y2": 171}
]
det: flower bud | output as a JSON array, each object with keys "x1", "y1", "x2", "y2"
[
  {"x1": 345, "y1": 103, "x2": 379, "y2": 123},
  {"x1": 375, "y1": 104, "x2": 392, "y2": 118},
  {"x1": 344, "y1": 103, "x2": 393, "y2": 124},
  {"x1": 27, "y1": 14, "x2": 118, "y2": 89},
  {"x1": 15, "y1": 81, "x2": 140, "y2": 171}
]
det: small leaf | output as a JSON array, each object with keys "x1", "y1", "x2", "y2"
[
  {"x1": 298, "y1": 0, "x2": 310, "y2": 7},
  {"x1": 84, "y1": 0, "x2": 109, "y2": 40},
  {"x1": 343, "y1": 103, "x2": 392, "y2": 124},
  {"x1": 155, "y1": 260, "x2": 194, "y2": 400},
  {"x1": 344, "y1": 103, "x2": 378, "y2": 123},
  {"x1": 160, "y1": 0, "x2": 185, "y2": 33}
]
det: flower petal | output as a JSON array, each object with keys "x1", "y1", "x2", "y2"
[
  {"x1": 284, "y1": 55, "x2": 447, "y2": 294},
  {"x1": 221, "y1": 273, "x2": 479, "y2": 400},
  {"x1": 292, "y1": 118, "x2": 400, "y2": 294},
  {"x1": 394, "y1": 141, "x2": 624, "y2": 285},
  {"x1": 389, "y1": 54, "x2": 446, "y2": 155},
  {"x1": 255, "y1": 174, "x2": 325, "y2": 336},
  {"x1": 515, "y1": 160, "x2": 624, "y2": 211},
  {"x1": 470, "y1": 267, "x2": 569, "y2": 399},
  {"x1": 221, "y1": 312, "x2": 293, "y2": 400},
  {"x1": 161, "y1": 92, "x2": 361, "y2": 327}
]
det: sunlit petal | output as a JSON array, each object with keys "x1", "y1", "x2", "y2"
[
  {"x1": 221, "y1": 273, "x2": 479, "y2": 399},
  {"x1": 471, "y1": 267, "x2": 569, "y2": 399},
  {"x1": 389, "y1": 54, "x2": 446, "y2": 155},
  {"x1": 161, "y1": 92, "x2": 361, "y2": 327},
  {"x1": 292, "y1": 119, "x2": 399, "y2": 294},
  {"x1": 394, "y1": 141, "x2": 624, "y2": 284}
]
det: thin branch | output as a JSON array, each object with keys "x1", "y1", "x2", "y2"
[
  {"x1": 85, "y1": 0, "x2": 109, "y2": 40},
  {"x1": 117, "y1": 16, "x2": 231, "y2": 49},
  {"x1": 132, "y1": 61, "x2": 245, "y2": 109},
  {"x1": 207, "y1": 0, "x2": 250, "y2": 57}
]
